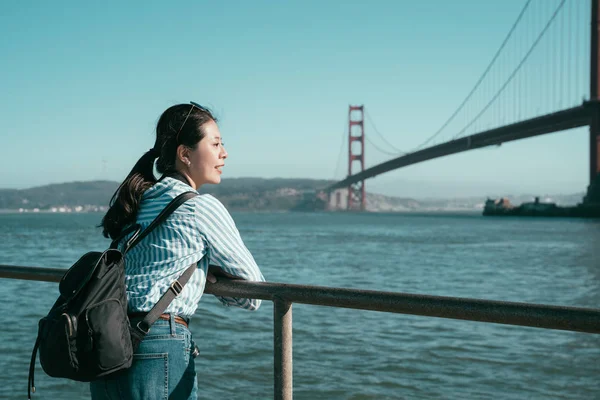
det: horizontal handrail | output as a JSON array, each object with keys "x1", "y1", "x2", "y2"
[{"x1": 1, "y1": 264, "x2": 599, "y2": 334}]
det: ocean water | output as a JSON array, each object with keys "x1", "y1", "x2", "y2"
[{"x1": 0, "y1": 211, "x2": 598, "y2": 399}]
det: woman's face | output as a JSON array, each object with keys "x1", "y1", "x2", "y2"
[{"x1": 186, "y1": 120, "x2": 228, "y2": 188}]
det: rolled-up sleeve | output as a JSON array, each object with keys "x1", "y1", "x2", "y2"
[{"x1": 195, "y1": 194, "x2": 265, "y2": 310}]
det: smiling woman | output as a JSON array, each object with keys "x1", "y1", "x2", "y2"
[{"x1": 94, "y1": 102, "x2": 265, "y2": 400}]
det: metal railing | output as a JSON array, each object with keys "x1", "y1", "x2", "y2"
[{"x1": 2, "y1": 264, "x2": 600, "y2": 400}]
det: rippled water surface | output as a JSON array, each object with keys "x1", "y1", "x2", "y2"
[{"x1": 0, "y1": 211, "x2": 598, "y2": 399}]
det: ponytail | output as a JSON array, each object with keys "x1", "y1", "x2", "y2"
[{"x1": 101, "y1": 149, "x2": 158, "y2": 239}]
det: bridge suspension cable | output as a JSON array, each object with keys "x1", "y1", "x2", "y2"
[
  {"x1": 411, "y1": 0, "x2": 533, "y2": 150},
  {"x1": 333, "y1": 120, "x2": 348, "y2": 180},
  {"x1": 364, "y1": 134, "x2": 402, "y2": 157},
  {"x1": 364, "y1": 108, "x2": 406, "y2": 155},
  {"x1": 450, "y1": 0, "x2": 567, "y2": 140}
]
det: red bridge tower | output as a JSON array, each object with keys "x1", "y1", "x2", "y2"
[{"x1": 347, "y1": 105, "x2": 366, "y2": 211}]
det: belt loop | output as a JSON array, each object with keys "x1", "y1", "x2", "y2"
[{"x1": 169, "y1": 314, "x2": 176, "y2": 336}]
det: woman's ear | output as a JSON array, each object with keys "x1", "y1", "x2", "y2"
[{"x1": 176, "y1": 144, "x2": 190, "y2": 165}]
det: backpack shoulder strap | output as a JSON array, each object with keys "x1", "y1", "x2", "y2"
[
  {"x1": 124, "y1": 191, "x2": 198, "y2": 253},
  {"x1": 132, "y1": 262, "x2": 197, "y2": 337}
]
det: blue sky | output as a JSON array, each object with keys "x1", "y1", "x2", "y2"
[{"x1": 0, "y1": 0, "x2": 590, "y2": 198}]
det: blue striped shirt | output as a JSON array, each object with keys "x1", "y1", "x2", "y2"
[{"x1": 122, "y1": 177, "x2": 264, "y2": 317}]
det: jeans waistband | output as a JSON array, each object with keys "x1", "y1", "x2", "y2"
[{"x1": 129, "y1": 313, "x2": 189, "y2": 329}]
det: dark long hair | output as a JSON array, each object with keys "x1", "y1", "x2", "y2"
[{"x1": 101, "y1": 103, "x2": 217, "y2": 239}]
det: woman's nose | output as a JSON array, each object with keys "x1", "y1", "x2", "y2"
[{"x1": 221, "y1": 147, "x2": 228, "y2": 159}]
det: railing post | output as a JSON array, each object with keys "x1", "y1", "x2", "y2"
[{"x1": 273, "y1": 297, "x2": 292, "y2": 400}]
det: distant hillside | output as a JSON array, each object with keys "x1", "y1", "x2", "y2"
[
  {"x1": 205, "y1": 177, "x2": 334, "y2": 211},
  {"x1": 0, "y1": 179, "x2": 586, "y2": 213},
  {"x1": 0, "y1": 181, "x2": 119, "y2": 210},
  {"x1": 0, "y1": 178, "x2": 335, "y2": 211}
]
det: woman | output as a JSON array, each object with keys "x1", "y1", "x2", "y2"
[{"x1": 91, "y1": 102, "x2": 265, "y2": 400}]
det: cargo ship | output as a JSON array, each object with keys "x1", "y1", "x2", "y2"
[{"x1": 483, "y1": 196, "x2": 600, "y2": 218}]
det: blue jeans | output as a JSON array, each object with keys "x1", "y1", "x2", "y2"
[{"x1": 90, "y1": 315, "x2": 198, "y2": 400}]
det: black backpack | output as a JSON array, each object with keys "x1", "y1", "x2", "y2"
[{"x1": 28, "y1": 191, "x2": 198, "y2": 399}]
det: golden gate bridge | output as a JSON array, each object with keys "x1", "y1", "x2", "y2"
[{"x1": 326, "y1": 0, "x2": 600, "y2": 212}]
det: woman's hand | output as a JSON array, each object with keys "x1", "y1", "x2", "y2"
[
  {"x1": 208, "y1": 264, "x2": 243, "y2": 281},
  {"x1": 206, "y1": 270, "x2": 217, "y2": 283}
]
